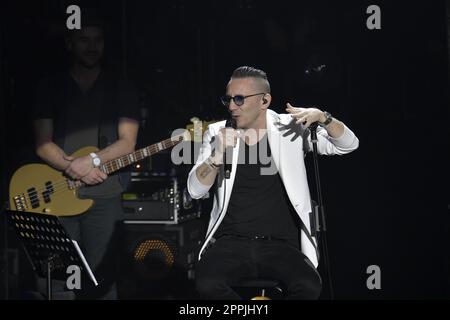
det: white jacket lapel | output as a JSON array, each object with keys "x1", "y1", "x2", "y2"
[{"x1": 266, "y1": 110, "x2": 282, "y2": 177}]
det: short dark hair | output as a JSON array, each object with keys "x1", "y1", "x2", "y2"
[{"x1": 231, "y1": 66, "x2": 271, "y2": 93}]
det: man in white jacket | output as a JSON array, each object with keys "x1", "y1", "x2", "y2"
[{"x1": 187, "y1": 66, "x2": 359, "y2": 299}]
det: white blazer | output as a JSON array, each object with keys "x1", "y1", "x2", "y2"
[{"x1": 187, "y1": 109, "x2": 359, "y2": 268}]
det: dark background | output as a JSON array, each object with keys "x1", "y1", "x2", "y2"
[{"x1": 0, "y1": 0, "x2": 449, "y2": 299}]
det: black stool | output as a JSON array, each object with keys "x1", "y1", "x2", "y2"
[{"x1": 234, "y1": 278, "x2": 284, "y2": 300}]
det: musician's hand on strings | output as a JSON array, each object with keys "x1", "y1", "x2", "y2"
[
  {"x1": 81, "y1": 168, "x2": 108, "y2": 185},
  {"x1": 64, "y1": 155, "x2": 93, "y2": 180}
]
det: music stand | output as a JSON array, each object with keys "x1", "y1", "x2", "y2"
[{"x1": 6, "y1": 210, "x2": 98, "y2": 300}]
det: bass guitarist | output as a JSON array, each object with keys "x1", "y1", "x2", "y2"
[{"x1": 32, "y1": 14, "x2": 139, "y2": 299}]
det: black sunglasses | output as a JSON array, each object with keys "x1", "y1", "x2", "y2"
[{"x1": 220, "y1": 93, "x2": 266, "y2": 107}]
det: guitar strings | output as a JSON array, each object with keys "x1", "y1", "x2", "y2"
[
  {"x1": 15, "y1": 137, "x2": 185, "y2": 210},
  {"x1": 25, "y1": 141, "x2": 171, "y2": 195},
  {"x1": 24, "y1": 142, "x2": 167, "y2": 196}
]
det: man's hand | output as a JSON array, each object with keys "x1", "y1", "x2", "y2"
[
  {"x1": 64, "y1": 155, "x2": 94, "y2": 180},
  {"x1": 80, "y1": 168, "x2": 108, "y2": 185},
  {"x1": 286, "y1": 103, "x2": 325, "y2": 128},
  {"x1": 215, "y1": 128, "x2": 239, "y2": 155}
]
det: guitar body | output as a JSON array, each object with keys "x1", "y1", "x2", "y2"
[
  {"x1": 9, "y1": 131, "x2": 189, "y2": 217},
  {"x1": 9, "y1": 146, "x2": 98, "y2": 217}
]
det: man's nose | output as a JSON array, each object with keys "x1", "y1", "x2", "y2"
[{"x1": 228, "y1": 100, "x2": 239, "y2": 112}]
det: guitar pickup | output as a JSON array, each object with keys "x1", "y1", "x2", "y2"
[
  {"x1": 42, "y1": 191, "x2": 51, "y2": 203},
  {"x1": 45, "y1": 181, "x2": 54, "y2": 194},
  {"x1": 42, "y1": 182, "x2": 54, "y2": 203},
  {"x1": 27, "y1": 188, "x2": 40, "y2": 209}
]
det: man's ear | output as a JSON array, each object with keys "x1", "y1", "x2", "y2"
[{"x1": 261, "y1": 94, "x2": 272, "y2": 110}]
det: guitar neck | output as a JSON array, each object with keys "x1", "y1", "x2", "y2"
[{"x1": 100, "y1": 134, "x2": 184, "y2": 175}]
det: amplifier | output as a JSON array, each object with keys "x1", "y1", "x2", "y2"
[
  {"x1": 118, "y1": 219, "x2": 207, "y2": 299},
  {"x1": 122, "y1": 174, "x2": 201, "y2": 224}
]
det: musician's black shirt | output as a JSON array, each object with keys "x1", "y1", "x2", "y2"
[
  {"x1": 216, "y1": 135, "x2": 301, "y2": 248},
  {"x1": 32, "y1": 70, "x2": 140, "y2": 197}
]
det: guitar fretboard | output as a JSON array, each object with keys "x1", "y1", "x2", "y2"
[{"x1": 100, "y1": 134, "x2": 184, "y2": 175}]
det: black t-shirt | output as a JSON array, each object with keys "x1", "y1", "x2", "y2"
[
  {"x1": 216, "y1": 135, "x2": 301, "y2": 248},
  {"x1": 32, "y1": 70, "x2": 140, "y2": 197}
]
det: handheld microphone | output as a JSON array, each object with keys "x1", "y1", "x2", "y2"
[{"x1": 224, "y1": 118, "x2": 236, "y2": 179}]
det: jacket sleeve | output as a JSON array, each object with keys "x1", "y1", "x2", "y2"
[
  {"x1": 187, "y1": 126, "x2": 215, "y2": 199},
  {"x1": 306, "y1": 124, "x2": 359, "y2": 155}
]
